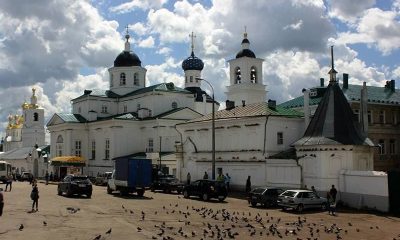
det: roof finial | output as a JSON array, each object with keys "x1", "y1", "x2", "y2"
[
  {"x1": 244, "y1": 26, "x2": 247, "y2": 39},
  {"x1": 328, "y1": 45, "x2": 337, "y2": 83},
  {"x1": 124, "y1": 25, "x2": 130, "y2": 52},
  {"x1": 189, "y1": 31, "x2": 196, "y2": 54}
]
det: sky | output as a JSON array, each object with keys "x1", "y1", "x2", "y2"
[{"x1": 0, "y1": 0, "x2": 399, "y2": 139}]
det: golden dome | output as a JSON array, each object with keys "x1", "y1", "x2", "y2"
[{"x1": 22, "y1": 101, "x2": 30, "y2": 109}]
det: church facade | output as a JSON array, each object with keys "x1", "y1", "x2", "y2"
[{"x1": 46, "y1": 31, "x2": 217, "y2": 177}]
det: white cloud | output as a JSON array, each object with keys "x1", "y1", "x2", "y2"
[
  {"x1": 336, "y1": 8, "x2": 400, "y2": 55},
  {"x1": 393, "y1": 66, "x2": 400, "y2": 79},
  {"x1": 145, "y1": 57, "x2": 182, "y2": 86},
  {"x1": 138, "y1": 36, "x2": 155, "y2": 48},
  {"x1": 328, "y1": 0, "x2": 376, "y2": 23},
  {"x1": 130, "y1": 22, "x2": 148, "y2": 36},
  {"x1": 109, "y1": 0, "x2": 168, "y2": 13},
  {"x1": 283, "y1": 20, "x2": 303, "y2": 31},
  {"x1": 157, "y1": 47, "x2": 172, "y2": 56}
]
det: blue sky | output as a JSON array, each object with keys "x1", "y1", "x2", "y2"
[{"x1": 0, "y1": 0, "x2": 399, "y2": 137}]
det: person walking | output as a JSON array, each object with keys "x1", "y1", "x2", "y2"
[
  {"x1": 45, "y1": 171, "x2": 49, "y2": 185},
  {"x1": 225, "y1": 173, "x2": 231, "y2": 192},
  {"x1": 203, "y1": 171, "x2": 209, "y2": 180},
  {"x1": 186, "y1": 172, "x2": 191, "y2": 185},
  {"x1": 327, "y1": 192, "x2": 337, "y2": 216},
  {"x1": 5, "y1": 175, "x2": 12, "y2": 192},
  {"x1": 245, "y1": 176, "x2": 251, "y2": 194},
  {"x1": 217, "y1": 173, "x2": 225, "y2": 182},
  {"x1": 0, "y1": 188, "x2": 4, "y2": 216},
  {"x1": 30, "y1": 183, "x2": 39, "y2": 212},
  {"x1": 329, "y1": 185, "x2": 338, "y2": 201}
]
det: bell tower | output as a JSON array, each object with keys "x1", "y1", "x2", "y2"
[{"x1": 21, "y1": 88, "x2": 45, "y2": 147}]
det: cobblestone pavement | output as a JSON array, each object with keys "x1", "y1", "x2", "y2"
[{"x1": 0, "y1": 181, "x2": 399, "y2": 240}]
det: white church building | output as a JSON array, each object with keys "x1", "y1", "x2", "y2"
[{"x1": 46, "y1": 30, "x2": 217, "y2": 178}]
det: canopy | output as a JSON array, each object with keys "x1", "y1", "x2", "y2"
[{"x1": 51, "y1": 156, "x2": 85, "y2": 167}]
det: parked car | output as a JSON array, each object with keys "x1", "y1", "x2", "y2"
[
  {"x1": 20, "y1": 172, "x2": 33, "y2": 182},
  {"x1": 248, "y1": 187, "x2": 284, "y2": 207},
  {"x1": 151, "y1": 175, "x2": 185, "y2": 194},
  {"x1": 277, "y1": 189, "x2": 327, "y2": 212},
  {"x1": 95, "y1": 172, "x2": 112, "y2": 186},
  {"x1": 183, "y1": 180, "x2": 227, "y2": 202},
  {"x1": 57, "y1": 175, "x2": 93, "y2": 198}
]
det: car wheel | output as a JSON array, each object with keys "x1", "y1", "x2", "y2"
[
  {"x1": 297, "y1": 204, "x2": 304, "y2": 213},
  {"x1": 202, "y1": 193, "x2": 209, "y2": 201},
  {"x1": 251, "y1": 201, "x2": 257, "y2": 207},
  {"x1": 183, "y1": 190, "x2": 189, "y2": 198},
  {"x1": 218, "y1": 196, "x2": 226, "y2": 202},
  {"x1": 107, "y1": 185, "x2": 112, "y2": 194},
  {"x1": 67, "y1": 188, "x2": 73, "y2": 197},
  {"x1": 177, "y1": 190, "x2": 182, "y2": 194},
  {"x1": 321, "y1": 203, "x2": 327, "y2": 211},
  {"x1": 57, "y1": 187, "x2": 62, "y2": 196},
  {"x1": 87, "y1": 193, "x2": 92, "y2": 198},
  {"x1": 137, "y1": 189, "x2": 145, "y2": 197}
]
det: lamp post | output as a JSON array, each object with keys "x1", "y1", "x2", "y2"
[{"x1": 196, "y1": 77, "x2": 216, "y2": 180}]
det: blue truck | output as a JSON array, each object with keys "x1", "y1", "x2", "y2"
[{"x1": 107, "y1": 158, "x2": 152, "y2": 196}]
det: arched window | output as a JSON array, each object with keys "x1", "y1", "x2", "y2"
[
  {"x1": 110, "y1": 74, "x2": 113, "y2": 87},
  {"x1": 33, "y1": 112, "x2": 39, "y2": 121},
  {"x1": 134, "y1": 73, "x2": 139, "y2": 86},
  {"x1": 120, "y1": 72, "x2": 126, "y2": 85},
  {"x1": 172, "y1": 102, "x2": 178, "y2": 109},
  {"x1": 185, "y1": 76, "x2": 188, "y2": 83},
  {"x1": 250, "y1": 66, "x2": 257, "y2": 83},
  {"x1": 235, "y1": 67, "x2": 241, "y2": 84},
  {"x1": 190, "y1": 76, "x2": 193, "y2": 82}
]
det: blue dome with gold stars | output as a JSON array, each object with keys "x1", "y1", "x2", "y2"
[{"x1": 182, "y1": 51, "x2": 204, "y2": 71}]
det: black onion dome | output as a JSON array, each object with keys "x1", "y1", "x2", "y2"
[
  {"x1": 114, "y1": 51, "x2": 141, "y2": 67},
  {"x1": 241, "y1": 38, "x2": 250, "y2": 44},
  {"x1": 236, "y1": 49, "x2": 256, "y2": 58},
  {"x1": 182, "y1": 51, "x2": 204, "y2": 71}
]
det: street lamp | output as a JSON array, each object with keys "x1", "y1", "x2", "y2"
[{"x1": 196, "y1": 77, "x2": 216, "y2": 180}]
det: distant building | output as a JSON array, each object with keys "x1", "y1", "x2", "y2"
[{"x1": 280, "y1": 76, "x2": 400, "y2": 171}]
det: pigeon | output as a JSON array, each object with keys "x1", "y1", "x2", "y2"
[
  {"x1": 19, "y1": 224, "x2": 24, "y2": 231},
  {"x1": 93, "y1": 234, "x2": 101, "y2": 240},
  {"x1": 106, "y1": 228, "x2": 112, "y2": 234},
  {"x1": 43, "y1": 221, "x2": 47, "y2": 226},
  {"x1": 137, "y1": 227, "x2": 142, "y2": 231}
]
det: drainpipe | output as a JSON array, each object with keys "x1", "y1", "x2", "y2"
[
  {"x1": 295, "y1": 154, "x2": 304, "y2": 189},
  {"x1": 262, "y1": 115, "x2": 270, "y2": 156},
  {"x1": 360, "y1": 82, "x2": 368, "y2": 135},
  {"x1": 302, "y1": 88, "x2": 310, "y2": 131}
]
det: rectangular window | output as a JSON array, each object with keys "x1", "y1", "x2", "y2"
[
  {"x1": 91, "y1": 140, "x2": 96, "y2": 160},
  {"x1": 75, "y1": 140, "x2": 81, "y2": 157},
  {"x1": 147, "y1": 138, "x2": 154, "y2": 152},
  {"x1": 368, "y1": 110, "x2": 372, "y2": 124},
  {"x1": 378, "y1": 139, "x2": 385, "y2": 155},
  {"x1": 389, "y1": 139, "x2": 396, "y2": 154},
  {"x1": 137, "y1": 103, "x2": 141, "y2": 110},
  {"x1": 105, "y1": 139, "x2": 110, "y2": 159},
  {"x1": 101, "y1": 105, "x2": 108, "y2": 113},
  {"x1": 379, "y1": 110, "x2": 385, "y2": 124},
  {"x1": 56, "y1": 144, "x2": 63, "y2": 157},
  {"x1": 354, "y1": 109, "x2": 360, "y2": 122},
  {"x1": 277, "y1": 132, "x2": 283, "y2": 145},
  {"x1": 123, "y1": 105, "x2": 127, "y2": 113}
]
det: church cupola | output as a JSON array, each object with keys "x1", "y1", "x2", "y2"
[
  {"x1": 182, "y1": 32, "x2": 204, "y2": 88},
  {"x1": 109, "y1": 26, "x2": 147, "y2": 95},
  {"x1": 226, "y1": 29, "x2": 266, "y2": 106}
]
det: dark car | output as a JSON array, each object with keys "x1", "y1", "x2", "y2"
[
  {"x1": 151, "y1": 175, "x2": 185, "y2": 194},
  {"x1": 183, "y1": 180, "x2": 227, "y2": 202},
  {"x1": 248, "y1": 187, "x2": 284, "y2": 207},
  {"x1": 57, "y1": 175, "x2": 93, "y2": 198}
]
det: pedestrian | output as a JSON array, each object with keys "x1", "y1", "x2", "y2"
[
  {"x1": 30, "y1": 183, "x2": 39, "y2": 212},
  {"x1": 245, "y1": 176, "x2": 251, "y2": 194},
  {"x1": 327, "y1": 192, "x2": 337, "y2": 216},
  {"x1": 311, "y1": 186, "x2": 318, "y2": 196},
  {"x1": 303, "y1": 184, "x2": 308, "y2": 190},
  {"x1": 45, "y1": 171, "x2": 49, "y2": 185},
  {"x1": 329, "y1": 184, "x2": 338, "y2": 201},
  {"x1": 5, "y1": 175, "x2": 12, "y2": 192},
  {"x1": 186, "y1": 172, "x2": 191, "y2": 185},
  {"x1": 0, "y1": 188, "x2": 4, "y2": 216},
  {"x1": 225, "y1": 173, "x2": 231, "y2": 192},
  {"x1": 203, "y1": 171, "x2": 209, "y2": 180}
]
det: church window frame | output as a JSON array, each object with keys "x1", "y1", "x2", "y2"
[
  {"x1": 235, "y1": 67, "x2": 241, "y2": 84},
  {"x1": 33, "y1": 112, "x2": 39, "y2": 121},
  {"x1": 123, "y1": 105, "x2": 127, "y2": 113},
  {"x1": 378, "y1": 139, "x2": 385, "y2": 155},
  {"x1": 101, "y1": 105, "x2": 108, "y2": 113},
  {"x1": 56, "y1": 135, "x2": 63, "y2": 157},
  {"x1": 105, "y1": 139, "x2": 110, "y2": 160},
  {"x1": 74, "y1": 140, "x2": 81, "y2": 157},
  {"x1": 250, "y1": 66, "x2": 257, "y2": 83},
  {"x1": 147, "y1": 138, "x2": 154, "y2": 152},
  {"x1": 120, "y1": 72, "x2": 126, "y2": 86},
  {"x1": 134, "y1": 73, "x2": 139, "y2": 86},
  {"x1": 389, "y1": 139, "x2": 396, "y2": 154},
  {"x1": 91, "y1": 140, "x2": 96, "y2": 160},
  {"x1": 172, "y1": 102, "x2": 178, "y2": 109},
  {"x1": 277, "y1": 132, "x2": 283, "y2": 145}
]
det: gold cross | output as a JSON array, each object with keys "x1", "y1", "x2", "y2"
[{"x1": 189, "y1": 31, "x2": 196, "y2": 52}]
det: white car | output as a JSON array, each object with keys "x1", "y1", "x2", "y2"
[{"x1": 277, "y1": 189, "x2": 328, "y2": 212}]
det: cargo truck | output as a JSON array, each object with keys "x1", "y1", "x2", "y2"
[{"x1": 107, "y1": 158, "x2": 152, "y2": 196}]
